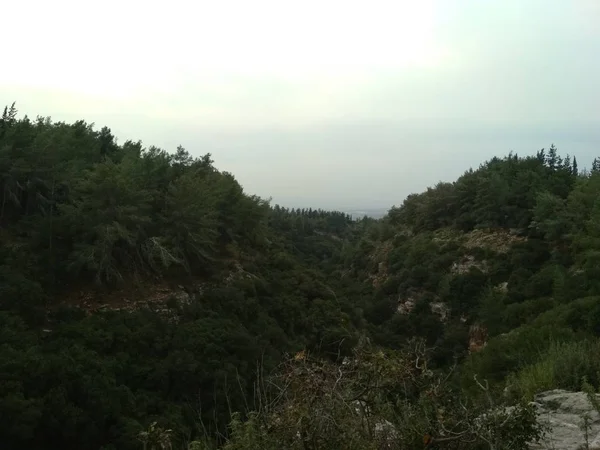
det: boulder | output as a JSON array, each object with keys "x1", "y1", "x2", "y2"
[{"x1": 530, "y1": 389, "x2": 600, "y2": 449}]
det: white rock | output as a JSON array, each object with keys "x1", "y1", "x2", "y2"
[{"x1": 530, "y1": 389, "x2": 600, "y2": 450}]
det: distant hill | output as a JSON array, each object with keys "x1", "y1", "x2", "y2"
[{"x1": 343, "y1": 207, "x2": 389, "y2": 219}]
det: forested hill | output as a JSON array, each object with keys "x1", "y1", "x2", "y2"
[
  {"x1": 0, "y1": 104, "x2": 367, "y2": 449},
  {"x1": 2, "y1": 104, "x2": 600, "y2": 449}
]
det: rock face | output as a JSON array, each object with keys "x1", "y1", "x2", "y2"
[
  {"x1": 396, "y1": 295, "x2": 450, "y2": 322},
  {"x1": 368, "y1": 241, "x2": 393, "y2": 288},
  {"x1": 530, "y1": 389, "x2": 600, "y2": 450},
  {"x1": 396, "y1": 296, "x2": 416, "y2": 315},
  {"x1": 451, "y1": 255, "x2": 489, "y2": 275},
  {"x1": 430, "y1": 301, "x2": 450, "y2": 322},
  {"x1": 463, "y1": 228, "x2": 526, "y2": 253},
  {"x1": 468, "y1": 324, "x2": 488, "y2": 353}
]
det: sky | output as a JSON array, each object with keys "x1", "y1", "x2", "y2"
[{"x1": 2, "y1": 0, "x2": 600, "y2": 211}]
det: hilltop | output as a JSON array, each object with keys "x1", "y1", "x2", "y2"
[{"x1": 2, "y1": 104, "x2": 600, "y2": 449}]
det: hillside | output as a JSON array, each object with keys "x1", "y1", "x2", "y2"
[{"x1": 2, "y1": 104, "x2": 600, "y2": 449}]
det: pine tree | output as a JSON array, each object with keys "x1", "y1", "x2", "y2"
[
  {"x1": 98, "y1": 126, "x2": 117, "y2": 158},
  {"x1": 562, "y1": 154, "x2": 572, "y2": 172},
  {"x1": 546, "y1": 144, "x2": 558, "y2": 170},
  {"x1": 0, "y1": 102, "x2": 17, "y2": 139},
  {"x1": 536, "y1": 148, "x2": 545, "y2": 163}
]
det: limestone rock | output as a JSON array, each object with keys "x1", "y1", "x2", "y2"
[
  {"x1": 530, "y1": 389, "x2": 600, "y2": 450},
  {"x1": 451, "y1": 255, "x2": 489, "y2": 275},
  {"x1": 396, "y1": 297, "x2": 415, "y2": 314},
  {"x1": 430, "y1": 301, "x2": 450, "y2": 322},
  {"x1": 463, "y1": 228, "x2": 526, "y2": 253}
]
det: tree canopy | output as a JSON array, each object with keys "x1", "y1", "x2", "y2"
[{"x1": 2, "y1": 104, "x2": 600, "y2": 449}]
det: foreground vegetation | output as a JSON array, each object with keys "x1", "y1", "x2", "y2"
[{"x1": 2, "y1": 103, "x2": 600, "y2": 449}]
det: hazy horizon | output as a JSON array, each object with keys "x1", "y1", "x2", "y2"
[{"x1": 3, "y1": 0, "x2": 599, "y2": 211}]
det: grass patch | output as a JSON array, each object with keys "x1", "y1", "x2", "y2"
[{"x1": 507, "y1": 339, "x2": 600, "y2": 400}]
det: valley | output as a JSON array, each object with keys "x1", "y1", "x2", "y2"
[{"x1": 2, "y1": 105, "x2": 600, "y2": 449}]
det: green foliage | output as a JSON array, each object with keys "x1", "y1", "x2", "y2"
[
  {"x1": 220, "y1": 340, "x2": 544, "y2": 450},
  {"x1": 0, "y1": 104, "x2": 598, "y2": 449},
  {"x1": 507, "y1": 340, "x2": 600, "y2": 400},
  {"x1": 0, "y1": 105, "x2": 361, "y2": 449}
]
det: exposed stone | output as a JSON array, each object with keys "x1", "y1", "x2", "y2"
[
  {"x1": 451, "y1": 255, "x2": 489, "y2": 275},
  {"x1": 397, "y1": 297, "x2": 416, "y2": 315},
  {"x1": 463, "y1": 228, "x2": 527, "y2": 254},
  {"x1": 172, "y1": 289, "x2": 191, "y2": 305},
  {"x1": 431, "y1": 228, "x2": 460, "y2": 244},
  {"x1": 468, "y1": 324, "x2": 488, "y2": 353},
  {"x1": 530, "y1": 389, "x2": 600, "y2": 450},
  {"x1": 430, "y1": 301, "x2": 450, "y2": 322},
  {"x1": 53, "y1": 277, "x2": 211, "y2": 321},
  {"x1": 368, "y1": 240, "x2": 393, "y2": 288},
  {"x1": 394, "y1": 227, "x2": 413, "y2": 238},
  {"x1": 224, "y1": 261, "x2": 258, "y2": 285}
]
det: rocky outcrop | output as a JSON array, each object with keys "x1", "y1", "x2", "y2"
[
  {"x1": 396, "y1": 292, "x2": 450, "y2": 322},
  {"x1": 430, "y1": 301, "x2": 450, "y2": 322},
  {"x1": 530, "y1": 389, "x2": 600, "y2": 450},
  {"x1": 463, "y1": 228, "x2": 526, "y2": 254},
  {"x1": 368, "y1": 241, "x2": 394, "y2": 289},
  {"x1": 59, "y1": 282, "x2": 195, "y2": 314},
  {"x1": 451, "y1": 255, "x2": 489, "y2": 275},
  {"x1": 396, "y1": 296, "x2": 416, "y2": 315},
  {"x1": 449, "y1": 228, "x2": 526, "y2": 275},
  {"x1": 224, "y1": 260, "x2": 258, "y2": 285},
  {"x1": 468, "y1": 324, "x2": 488, "y2": 353},
  {"x1": 54, "y1": 259, "x2": 252, "y2": 316}
]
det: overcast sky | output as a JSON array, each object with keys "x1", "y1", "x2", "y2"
[{"x1": 2, "y1": 0, "x2": 600, "y2": 210}]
